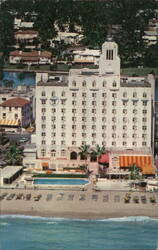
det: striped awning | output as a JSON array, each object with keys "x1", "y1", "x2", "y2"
[
  {"x1": 119, "y1": 155, "x2": 154, "y2": 175},
  {"x1": 0, "y1": 119, "x2": 19, "y2": 126}
]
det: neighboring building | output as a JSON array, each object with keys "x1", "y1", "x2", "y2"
[
  {"x1": 142, "y1": 30, "x2": 158, "y2": 46},
  {"x1": 31, "y1": 37, "x2": 155, "y2": 175},
  {"x1": 14, "y1": 30, "x2": 40, "y2": 49},
  {"x1": 0, "y1": 97, "x2": 32, "y2": 132},
  {"x1": 14, "y1": 18, "x2": 34, "y2": 30},
  {"x1": 9, "y1": 50, "x2": 52, "y2": 65},
  {"x1": 53, "y1": 32, "x2": 84, "y2": 45},
  {"x1": 72, "y1": 49, "x2": 101, "y2": 65}
]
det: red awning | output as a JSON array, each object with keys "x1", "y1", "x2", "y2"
[{"x1": 99, "y1": 154, "x2": 109, "y2": 164}]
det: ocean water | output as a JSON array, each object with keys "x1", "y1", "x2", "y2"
[
  {"x1": 34, "y1": 178, "x2": 89, "y2": 185},
  {"x1": 0, "y1": 215, "x2": 158, "y2": 250}
]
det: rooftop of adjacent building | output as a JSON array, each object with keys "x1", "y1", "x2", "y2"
[{"x1": 0, "y1": 97, "x2": 30, "y2": 107}]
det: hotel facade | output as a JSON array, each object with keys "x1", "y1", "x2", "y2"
[{"x1": 28, "y1": 38, "x2": 155, "y2": 174}]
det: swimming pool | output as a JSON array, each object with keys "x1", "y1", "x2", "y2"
[{"x1": 34, "y1": 178, "x2": 89, "y2": 185}]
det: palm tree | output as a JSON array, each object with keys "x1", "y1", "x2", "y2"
[
  {"x1": 5, "y1": 142, "x2": 23, "y2": 165},
  {"x1": 129, "y1": 164, "x2": 141, "y2": 180},
  {"x1": 79, "y1": 144, "x2": 91, "y2": 169},
  {"x1": 92, "y1": 144, "x2": 106, "y2": 162}
]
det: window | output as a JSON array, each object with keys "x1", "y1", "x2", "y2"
[
  {"x1": 41, "y1": 91, "x2": 46, "y2": 96},
  {"x1": 102, "y1": 101, "x2": 106, "y2": 105},
  {"x1": 133, "y1": 100, "x2": 137, "y2": 106},
  {"x1": 41, "y1": 124, "x2": 46, "y2": 129},
  {"x1": 142, "y1": 101, "x2": 147, "y2": 106},
  {"x1": 2, "y1": 113, "x2": 6, "y2": 118},
  {"x1": 123, "y1": 109, "x2": 127, "y2": 114},
  {"x1": 92, "y1": 81, "x2": 96, "y2": 87},
  {"x1": 113, "y1": 81, "x2": 117, "y2": 87},
  {"x1": 41, "y1": 99, "x2": 46, "y2": 104},
  {"x1": 122, "y1": 141, "x2": 127, "y2": 146},
  {"x1": 112, "y1": 141, "x2": 116, "y2": 146},
  {"x1": 9, "y1": 107, "x2": 12, "y2": 111},
  {"x1": 51, "y1": 132, "x2": 56, "y2": 137},
  {"x1": 102, "y1": 93, "x2": 107, "y2": 98},
  {"x1": 82, "y1": 109, "x2": 86, "y2": 114},
  {"x1": 41, "y1": 140, "x2": 46, "y2": 145},
  {"x1": 102, "y1": 109, "x2": 106, "y2": 114},
  {"x1": 133, "y1": 109, "x2": 137, "y2": 114},
  {"x1": 112, "y1": 101, "x2": 116, "y2": 106},
  {"x1": 142, "y1": 142, "x2": 147, "y2": 146},
  {"x1": 61, "y1": 124, "x2": 66, "y2": 129},
  {"x1": 41, "y1": 132, "x2": 46, "y2": 136},
  {"x1": 82, "y1": 125, "x2": 86, "y2": 130},
  {"x1": 72, "y1": 93, "x2": 76, "y2": 97},
  {"x1": 72, "y1": 117, "x2": 76, "y2": 121},
  {"x1": 123, "y1": 101, "x2": 127, "y2": 106},
  {"x1": 142, "y1": 134, "x2": 147, "y2": 139},
  {"x1": 92, "y1": 125, "x2": 96, "y2": 130},
  {"x1": 112, "y1": 93, "x2": 117, "y2": 98},
  {"x1": 112, "y1": 109, "x2": 116, "y2": 114},
  {"x1": 82, "y1": 117, "x2": 86, "y2": 122},
  {"x1": 52, "y1": 124, "x2": 56, "y2": 129},
  {"x1": 133, "y1": 92, "x2": 137, "y2": 98},
  {"x1": 82, "y1": 133, "x2": 86, "y2": 138},
  {"x1": 51, "y1": 116, "x2": 56, "y2": 121},
  {"x1": 61, "y1": 100, "x2": 66, "y2": 105},
  {"x1": 102, "y1": 125, "x2": 106, "y2": 129},
  {"x1": 61, "y1": 140, "x2": 65, "y2": 145},
  {"x1": 72, "y1": 133, "x2": 76, "y2": 137},
  {"x1": 133, "y1": 125, "x2": 137, "y2": 130},
  {"x1": 92, "y1": 109, "x2": 96, "y2": 114},
  {"x1": 72, "y1": 141, "x2": 76, "y2": 145},
  {"x1": 92, "y1": 117, "x2": 96, "y2": 122},
  {"x1": 142, "y1": 126, "x2": 147, "y2": 130},
  {"x1": 112, "y1": 117, "x2": 116, "y2": 122},
  {"x1": 61, "y1": 108, "x2": 65, "y2": 113},
  {"x1": 41, "y1": 116, "x2": 46, "y2": 121},
  {"x1": 72, "y1": 125, "x2": 76, "y2": 130},
  {"x1": 82, "y1": 80, "x2": 86, "y2": 87},
  {"x1": 51, "y1": 140, "x2": 56, "y2": 145},
  {"x1": 142, "y1": 110, "x2": 147, "y2": 114},
  {"x1": 92, "y1": 93, "x2": 96, "y2": 98},
  {"x1": 82, "y1": 93, "x2": 86, "y2": 97},
  {"x1": 72, "y1": 100, "x2": 76, "y2": 105},
  {"x1": 112, "y1": 133, "x2": 116, "y2": 138},
  {"x1": 142, "y1": 117, "x2": 147, "y2": 122},
  {"x1": 61, "y1": 91, "x2": 65, "y2": 97},
  {"x1": 133, "y1": 117, "x2": 137, "y2": 122},
  {"x1": 112, "y1": 125, "x2": 116, "y2": 130},
  {"x1": 123, "y1": 133, "x2": 127, "y2": 138},
  {"x1": 52, "y1": 108, "x2": 56, "y2": 113},
  {"x1": 102, "y1": 117, "x2": 106, "y2": 122},
  {"x1": 82, "y1": 101, "x2": 86, "y2": 105},
  {"x1": 41, "y1": 108, "x2": 46, "y2": 112},
  {"x1": 102, "y1": 133, "x2": 106, "y2": 138},
  {"x1": 61, "y1": 149, "x2": 66, "y2": 156},
  {"x1": 123, "y1": 92, "x2": 127, "y2": 98},
  {"x1": 132, "y1": 133, "x2": 137, "y2": 138},
  {"x1": 72, "y1": 109, "x2": 76, "y2": 113},
  {"x1": 92, "y1": 133, "x2": 96, "y2": 138},
  {"x1": 72, "y1": 80, "x2": 76, "y2": 87},
  {"x1": 51, "y1": 149, "x2": 56, "y2": 157},
  {"x1": 51, "y1": 91, "x2": 55, "y2": 97},
  {"x1": 123, "y1": 125, "x2": 127, "y2": 130},
  {"x1": 143, "y1": 92, "x2": 147, "y2": 98},
  {"x1": 61, "y1": 132, "x2": 65, "y2": 137},
  {"x1": 132, "y1": 142, "x2": 137, "y2": 146},
  {"x1": 92, "y1": 101, "x2": 96, "y2": 106},
  {"x1": 41, "y1": 149, "x2": 46, "y2": 157},
  {"x1": 61, "y1": 116, "x2": 65, "y2": 121},
  {"x1": 103, "y1": 81, "x2": 106, "y2": 87}
]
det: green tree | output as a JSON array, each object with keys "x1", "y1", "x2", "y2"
[
  {"x1": 5, "y1": 142, "x2": 23, "y2": 165},
  {"x1": 91, "y1": 144, "x2": 106, "y2": 162},
  {"x1": 79, "y1": 144, "x2": 91, "y2": 168},
  {"x1": 129, "y1": 164, "x2": 141, "y2": 180}
]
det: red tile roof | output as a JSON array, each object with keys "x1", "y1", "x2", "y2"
[
  {"x1": 0, "y1": 98, "x2": 30, "y2": 107},
  {"x1": 15, "y1": 30, "x2": 38, "y2": 35},
  {"x1": 10, "y1": 50, "x2": 52, "y2": 58}
]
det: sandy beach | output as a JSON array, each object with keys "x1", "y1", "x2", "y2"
[{"x1": 0, "y1": 188, "x2": 158, "y2": 219}]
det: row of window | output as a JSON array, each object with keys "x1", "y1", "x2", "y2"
[{"x1": 41, "y1": 91, "x2": 148, "y2": 98}]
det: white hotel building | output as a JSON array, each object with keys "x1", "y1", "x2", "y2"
[{"x1": 30, "y1": 38, "x2": 155, "y2": 173}]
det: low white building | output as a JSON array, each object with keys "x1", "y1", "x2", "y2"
[
  {"x1": 73, "y1": 49, "x2": 101, "y2": 65},
  {"x1": 53, "y1": 32, "x2": 84, "y2": 45},
  {"x1": 14, "y1": 18, "x2": 34, "y2": 29},
  {"x1": 143, "y1": 30, "x2": 158, "y2": 46}
]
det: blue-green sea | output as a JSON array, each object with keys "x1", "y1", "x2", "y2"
[{"x1": 0, "y1": 215, "x2": 158, "y2": 250}]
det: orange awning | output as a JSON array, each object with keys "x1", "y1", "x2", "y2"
[
  {"x1": 42, "y1": 162, "x2": 49, "y2": 167},
  {"x1": 119, "y1": 155, "x2": 154, "y2": 175},
  {"x1": 0, "y1": 119, "x2": 19, "y2": 126}
]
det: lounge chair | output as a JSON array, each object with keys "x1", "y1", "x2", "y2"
[
  {"x1": 133, "y1": 196, "x2": 139, "y2": 203},
  {"x1": 0, "y1": 193, "x2": 8, "y2": 201},
  {"x1": 92, "y1": 194, "x2": 98, "y2": 201},
  {"x1": 114, "y1": 195, "x2": 120, "y2": 202},
  {"x1": 141, "y1": 195, "x2": 147, "y2": 204},
  {"x1": 46, "y1": 194, "x2": 53, "y2": 201},
  {"x1": 79, "y1": 194, "x2": 85, "y2": 201},
  {"x1": 150, "y1": 196, "x2": 156, "y2": 203},
  {"x1": 57, "y1": 193, "x2": 64, "y2": 200},
  {"x1": 68, "y1": 194, "x2": 74, "y2": 200},
  {"x1": 103, "y1": 195, "x2": 109, "y2": 202},
  {"x1": 26, "y1": 193, "x2": 31, "y2": 200}
]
